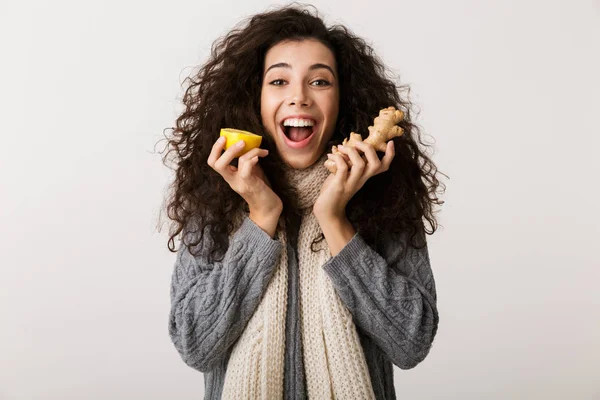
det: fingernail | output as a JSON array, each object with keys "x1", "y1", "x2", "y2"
[
  {"x1": 236, "y1": 141, "x2": 245, "y2": 147},
  {"x1": 218, "y1": 136, "x2": 225, "y2": 143}
]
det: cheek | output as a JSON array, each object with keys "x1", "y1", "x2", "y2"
[
  {"x1": 260, "y1": 90, "x2": 277, "y2": 122},
  {"x1": 324, "y1": 93, "x2": 340, "y2": 120}
]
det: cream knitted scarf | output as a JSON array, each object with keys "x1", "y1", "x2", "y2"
[{"x1": 222, "y1": 153, "x2": 375, "y2": 399}]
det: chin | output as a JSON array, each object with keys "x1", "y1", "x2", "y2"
[{"x1": 280, "y1": 151, "x2": 320, "y2": 170}]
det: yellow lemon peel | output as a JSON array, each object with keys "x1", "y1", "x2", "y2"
[{"x1": 219, "y1": 128, "x2": 263, "y2": 156}]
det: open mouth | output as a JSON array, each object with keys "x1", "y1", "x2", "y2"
[
  {"x1": 280, "y1": 125, "x2": 317, "y2": 149},
  {"x1": 279, "y1": 121, "x2": 318, "y2": 149},
  {"x1": 281, "y1": 124, "x2": 314, "y2": 141}
]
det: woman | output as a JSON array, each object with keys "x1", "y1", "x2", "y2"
[{"x1": 162, "y1": 4, "x2": 445, "y2": 399}]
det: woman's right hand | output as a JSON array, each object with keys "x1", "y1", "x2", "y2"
[{"x1": 207, "y1": 136, "x2": 283, "y2": 218}]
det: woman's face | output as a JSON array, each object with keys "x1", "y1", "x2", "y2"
[{"x1": 261, "y1": 39, "x2": 340, "y2": 169}]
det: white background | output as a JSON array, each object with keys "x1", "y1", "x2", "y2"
[{"x1": 1, "y1": 0, "x2": 598, "y2": 399}]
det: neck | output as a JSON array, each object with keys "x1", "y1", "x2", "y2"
[{"x1": 282, "y1": 152, "x2": 330, "y2": 210}]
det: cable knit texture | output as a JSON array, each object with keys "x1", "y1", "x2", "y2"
[
  {"x1": 222, "y1": 153, "x2": 375, "y2": 399},
  {"x1": 168, "y1": 153, "x2": 439, "y2": 400}
]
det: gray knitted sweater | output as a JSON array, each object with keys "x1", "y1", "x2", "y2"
[{"x1": 169, "y1": 216, "x2": 439, "y2": 399}]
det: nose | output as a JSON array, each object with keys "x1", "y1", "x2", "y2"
[{"x1": 287, "y1": 82, "x2": 311, "y2": 107}]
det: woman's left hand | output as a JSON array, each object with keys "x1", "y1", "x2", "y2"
[{"x1": 313, "y1": 140, "x2": 395, "y2": 221}]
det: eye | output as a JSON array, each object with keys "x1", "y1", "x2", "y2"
[
  {"x1": 311, "y1": 79, "x2": 331, "y2": 86},
  {"x1": 269, "y1": 79, "x2": 286, "y2": 86}
]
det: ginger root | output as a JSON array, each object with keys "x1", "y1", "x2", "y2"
[{"x1": 324, "y1": 106, "x2": 404, "y2": 173}]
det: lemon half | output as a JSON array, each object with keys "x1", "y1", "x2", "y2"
[{"x1": 219, "y1": 128, "x2": 263, "y2": 156}]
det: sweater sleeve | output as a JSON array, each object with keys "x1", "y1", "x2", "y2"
[
  {"x1": 168, "y1": 216, "x2": 283, "y2": 372},
  {"x1": 322, "y1": 230, "x2": 439, "y2": 370}
]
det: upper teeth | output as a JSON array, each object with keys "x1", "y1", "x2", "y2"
[{"x1": 283, "y1": 118, "x2": 315, "y2": 127}]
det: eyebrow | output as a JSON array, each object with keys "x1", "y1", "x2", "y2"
[{"x1": 263, "y1": 62, "x2": 336, "y2": 78}]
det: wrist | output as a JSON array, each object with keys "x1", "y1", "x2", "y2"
[
  {"x1": 249, "y1": 206, "x2": 282, "y2": 238},
  {"x1": 316, "y1": 214, "x2": 356, "y2": 257},
  {"x1": 313, "y1": 209, "x2": 346, "y2": 225},
  {"x1": 249, "y1": 201, "x2": 283, "y2": 219}
]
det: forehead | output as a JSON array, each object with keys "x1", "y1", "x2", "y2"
[{"x1": 263, "y1": 39, "x2": 336, "y2": 71}]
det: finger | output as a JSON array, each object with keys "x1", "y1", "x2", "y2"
[
  {"x1": 337, "y1": 145, "x2": 365, "y2": 187},
  {"x1": 339, "y1": 152, "x2": 351, "y2": 165},
  {"x1": 239, "y1": 155, "x2": 260, "y2": 179},
  {"x1": 239, "y1": 148, "x2": 268, "y2": 178},
  {"x1": 326, "y1": 152, "x2": 350, "y2": 171},
  {"x1": 207, "y1": 136, "x2": 226, "y2": 168},
  {"x1": 351, "y1": 140, "x2": 380, "y2": 174},
  {"x1": 239, "y1": 147, "x2": 269, "y2": 163},
  {"x1": 208, "y1": 136, "x2": 237, "y2": 181},
  {"x1": 328, "y1": 152, "x2": 348, "y2": 185},
  {"x1": 214, "y1": 140, "x2": 246, "y2": 172},
  {"x1": 332, "y1": 145, "x2": 351, "y2": 165},
  {"x1": 378, "y1": 141, "x2": 395, "y2": 173}
]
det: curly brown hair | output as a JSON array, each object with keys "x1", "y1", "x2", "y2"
[{"x1": 157, "y1": 4, "x2": 446, "y2": 262}]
